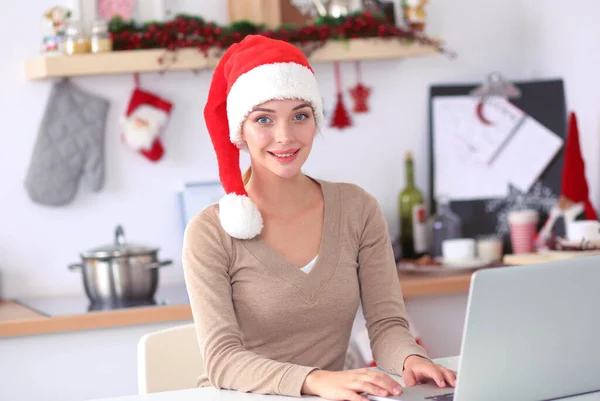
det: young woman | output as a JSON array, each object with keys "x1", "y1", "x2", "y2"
[{"x1": 183, "y1": 35, "x2": 456, "y2": 401}]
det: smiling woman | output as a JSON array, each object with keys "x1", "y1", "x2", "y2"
[
  {"x1": 242, "y1": 100, "x2": 316, "y2": 181},
  {"x1": 181, "y1": 34, "x2": 456, "y2": 401}
]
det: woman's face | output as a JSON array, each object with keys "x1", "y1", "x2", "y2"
[{"x1": 241, "y1": 98, "x2": 316, "y2": 180}]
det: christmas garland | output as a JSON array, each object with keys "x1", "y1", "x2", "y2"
[{"x1": 108, "y1": 11, "x2": 452, "y2": 59}]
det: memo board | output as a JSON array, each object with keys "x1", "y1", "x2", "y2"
[{"x1": 428, "y1": 79, "x2": 567, "y2": 253}]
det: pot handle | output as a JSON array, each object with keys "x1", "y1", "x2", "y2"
[
  {"x1": 68, "y1": 263, "x2": 84, "y2": 271},
  {"x1": 145, "y1": 260, "x2": 173, "y2": 269}
]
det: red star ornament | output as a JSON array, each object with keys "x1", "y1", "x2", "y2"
[{"x1": 349, "y1": 83, "x2": 371, "y2": 113}]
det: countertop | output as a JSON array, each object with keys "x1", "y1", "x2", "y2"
[{"x1": 0, "y1": 267, "x2": 485, "y2": 339}]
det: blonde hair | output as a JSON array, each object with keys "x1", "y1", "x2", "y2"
[{"x1": 242, "y1": 166, "x2": 252, "y2": 186}]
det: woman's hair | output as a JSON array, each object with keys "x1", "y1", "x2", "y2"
[{"x1": 242, "y1": 166, "x2": 252, "y2": 185}]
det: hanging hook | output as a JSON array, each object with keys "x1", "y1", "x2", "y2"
[
  {"x1": 470, "y1": 72, "x2": 521, "y2": 125},
  {"x1": 133, "y1": 72, "x2": 140, "y2": 88}
]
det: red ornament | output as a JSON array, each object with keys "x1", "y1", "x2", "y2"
[
  {"x1": 330, "y1": 62, "x2": 352, "y2": 129},
  {"x1": 349, "y1": 62, "x2": 371, "y2": 113}
]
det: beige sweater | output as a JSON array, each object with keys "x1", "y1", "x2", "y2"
[{"x1": 182, "y1": 179, "x2": 429, "y2": 397}]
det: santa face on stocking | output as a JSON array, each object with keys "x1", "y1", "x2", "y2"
[
  {"x1": 122, "y1": 104, "x2": 168, "y2": 151},
  {"x1": 121, "y1": 87, "x2": 173, "y2": 162}
]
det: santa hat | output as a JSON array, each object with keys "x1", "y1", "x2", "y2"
[
  {"x1": 561, "y1": 111, "x2": 598, "y2": 220},
  {"x1": 203, "y1": 35, "x2": 324, "y2": 239}
]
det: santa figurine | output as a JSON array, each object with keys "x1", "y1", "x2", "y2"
[
  {"x1": 121, "y1": 87, "x2": 173, "y2": 162},
  {"x1": 536, "y1": 111, "x2": 598, "y2": 248},
  {"x1": 401, "y1": 0, "x2": 428, "y2": 32}
]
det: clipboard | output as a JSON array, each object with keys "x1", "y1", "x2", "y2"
[{"x1": 428, "y1": 78, "x2": 567, "y2": 253}]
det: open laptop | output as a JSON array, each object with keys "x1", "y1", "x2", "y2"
[{"x1": 370, "y1": 254, "x2": 600, "y2": 401}]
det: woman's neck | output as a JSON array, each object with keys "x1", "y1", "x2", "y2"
[{"x1": 246, "y1": 168, "x2": 318, "y2": 217}]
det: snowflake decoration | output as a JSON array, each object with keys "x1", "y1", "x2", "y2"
[
  {"x1": 485, "y1": 182, "x2": 558, "y2": 236},
  {"x1": 290, "y1": 0, "x2": 318, "y2": 16}
]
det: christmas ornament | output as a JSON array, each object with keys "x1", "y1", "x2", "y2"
[
  {"x1": 348, "y1": 61, "x2": 371, "y2": 113},
  {"x1": 40, "y1": 6, "x2": 71, "y2": 55},
  {"x1": 401, "y1": 0, "x2": 428, "y2": 32},
  {"x1": 25, "y1": 79, "x2": 109, "y2": 206},
  {"x1": 121, "y1": 74, "x2": 173, "y2": 162},
  {"x1": 534, "y1": 112, "x2": 599, "y2": 247},
  {"x1": 330, "y1": 62, "x2": 352, "y2": 129},
  {"x1": 485, "y1": 182, "x2": 558, "y2": 237},
  {"x1": 203, "y1": 35, "x2": 324, "y2": 239},
  {"x1": 560, "y1": 111, "x2": 597, "y2": 220}
]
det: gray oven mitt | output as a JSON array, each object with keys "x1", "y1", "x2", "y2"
[{"x1": 24, "y1": 79, "x2": 110, "y2": 206}]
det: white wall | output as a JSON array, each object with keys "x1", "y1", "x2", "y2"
[
  {"x1": 520, "y1": 0, "x2": 600, "y2": 207},
  {"x1": 2, "y1": 0, "x2": 537, "y2": 300}
]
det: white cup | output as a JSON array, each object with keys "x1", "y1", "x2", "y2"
[
  {"x1": 477, "y1": 236, "x2": 503, "y2": 262},
  {"x1": 566, "y1": 220, "x2": 600, "y2": 243},
  {"x1": 442, "y1": 238, "x2": 476, "y2": 263}
]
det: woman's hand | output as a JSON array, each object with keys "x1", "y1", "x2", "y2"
[
  {"x1": 302, "y1": 369, "x2": 403, "y2": 401},
  {"x1": 402, "y1": 355, "x2": 457, "y2": 388}
]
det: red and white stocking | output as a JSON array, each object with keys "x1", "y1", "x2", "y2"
[{"x1": 121, "y1": 81, "x2": 173, "y2": 162}]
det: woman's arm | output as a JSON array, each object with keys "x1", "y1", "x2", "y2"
[
  {"x1": 357, "y1": 191, "x2": 431, "y2": 374},
  {"x1": 182, "y1": 210, "x2": 318, "y2": 396}
]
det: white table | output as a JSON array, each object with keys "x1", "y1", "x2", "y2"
[{"x1": 89, "y1": 357, "x2": 600, "y2": 401}]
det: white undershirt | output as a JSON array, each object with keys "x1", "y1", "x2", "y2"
[{"x1": 300, "y1": 255, "x2": 318, "y2": 273}]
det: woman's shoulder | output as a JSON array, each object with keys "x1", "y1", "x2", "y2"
[
  {"x1": 318, "y1": 178, "x2": 378, "y2": 206},
  {"x1": 183, "y1": 203, "x2": 227, "y2": 245}
]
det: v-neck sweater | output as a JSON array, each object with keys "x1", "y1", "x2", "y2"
[{"x1": 182, "y1": 179, "x2": 429, "y2": 397}]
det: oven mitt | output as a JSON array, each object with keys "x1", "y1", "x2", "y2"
[{"x1": 24, "y1": 79, "x2": 110, "y2": 206}]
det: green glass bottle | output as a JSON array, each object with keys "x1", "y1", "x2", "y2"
[{"x1": 398, "y1": 152, "x2": 428, "y2": 259}]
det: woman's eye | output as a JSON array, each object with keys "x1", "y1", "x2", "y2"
[
  {"x1": 294, "y1": 113, "x2": 309, "y2": 121},
  {"x1": 255, "y1": 116, "x2": 271, "y2": 124}
]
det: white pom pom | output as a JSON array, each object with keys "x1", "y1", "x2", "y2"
[{"x1": 218, "y1": 194, "x2": 263, "y2": 239}]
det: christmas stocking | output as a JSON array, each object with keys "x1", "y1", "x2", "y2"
[{"x1": 121, "y1": 87, "x2": 173, "y2": 162}]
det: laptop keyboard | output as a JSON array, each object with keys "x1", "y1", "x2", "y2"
[{"x1": 425, "y1": 393, "x2": 454, "y2": 401}]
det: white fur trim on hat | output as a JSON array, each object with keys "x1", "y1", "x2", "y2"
[
  {"x1": 218, "y1": 193, "x2": 263, "y2": 239},
  {"x1": 226, "y1": 62, "x2": 324, "y2": 149}
]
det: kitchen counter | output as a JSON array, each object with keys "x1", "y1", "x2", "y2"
[{"x1": 0, "y1": 268, "x2": 483, "y2": 339}]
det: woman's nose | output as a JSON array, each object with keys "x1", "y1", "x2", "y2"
[{"x1": 274, "y1": 122, "x2": 294, "y2": 144}]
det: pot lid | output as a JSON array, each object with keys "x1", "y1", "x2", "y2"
[{"x1": 81, "y1": 225, "x2": 159, "y2": 258}]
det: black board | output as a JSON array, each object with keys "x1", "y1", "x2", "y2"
[{"x1": 428, "y1": 79, "x2": 567, "y2": 253}]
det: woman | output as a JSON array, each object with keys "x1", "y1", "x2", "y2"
[{"x1": 182, "y1": 35, "x2": 456, "y2": 401}]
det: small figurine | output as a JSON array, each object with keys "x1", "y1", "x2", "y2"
[
  {"x1": 40, "y1": 6, "x2": 72, "y2": 56},
  {"x1": 401, "y1": 0, "x2": 428, "y2": 32}
]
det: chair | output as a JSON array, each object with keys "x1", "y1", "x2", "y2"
[
  {"x1": 137, "y1": 323, "x2": 365, "y2": 394},
  {"x1": 137, "y1": 323, "x2": 204, "y2": 394}
]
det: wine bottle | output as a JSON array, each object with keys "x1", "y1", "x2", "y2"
[{"x1": 398, "y1": 152, "x2": 428, "y2": 259}]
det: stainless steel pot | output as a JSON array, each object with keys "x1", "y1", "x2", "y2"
[{"x1": 68, "y1": 225, "x2": 172, "y2": 306}]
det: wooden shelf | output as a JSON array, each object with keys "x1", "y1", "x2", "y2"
[{"x1": 25, "y1": 38, "x2": 440, "y2": 80}]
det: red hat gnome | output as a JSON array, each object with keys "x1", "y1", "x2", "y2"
[
  {"x1": 203, "y1": 35, "x2": 324, "y2": 239},
  {"x1": 560, "y1": 111, "x2": 598, "y2": 221}
]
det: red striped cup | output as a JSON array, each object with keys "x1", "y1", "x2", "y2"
[{"x1": 508, "y1": 209, "x2": 539, "y2": 254}]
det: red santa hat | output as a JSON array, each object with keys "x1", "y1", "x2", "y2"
[
  {"x1": 203, "y1": 35, "x2": 324, "y2": 239},
  {"x1": 561, "y1": 111, "x2": 598, "y2": 220}
]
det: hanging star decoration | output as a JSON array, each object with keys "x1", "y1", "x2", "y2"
[
  {"x1": 349, "y1": 83, "x2": 371, "y2": 113},
  {"x1": 484, "y1": 182, "x2": 558, "y2": 236},
  {"x1": 349, "y1": 61, "x2": 371, "y2": 113}
]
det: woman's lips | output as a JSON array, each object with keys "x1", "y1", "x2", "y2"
[{"x1": 268, "y1": 149, "x2": 299, "y2": 163}]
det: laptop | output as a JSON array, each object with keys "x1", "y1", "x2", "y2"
[{"x1": 369, "y1": 255, "x2": 600, "y2": 401}]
